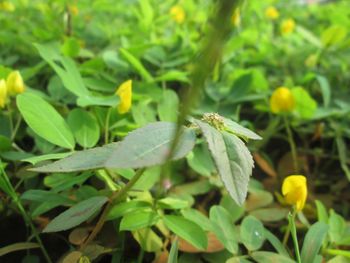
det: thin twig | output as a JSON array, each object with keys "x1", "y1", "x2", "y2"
[{"x1": 81, "y1": 168, "x2": 146, "y2": 248}]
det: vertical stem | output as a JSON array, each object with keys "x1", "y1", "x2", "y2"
[
  {"x1": 289, "y1": 210, "x2": 301, "y2": 263},
  {"x1": 283, "y1": 115, "x2": 299, "y2": 172},
  {"x1": 11, "y1": 115, "x2": 22, "y2": 141},
  {"x1": 0, "y1": 160, "x2": 52, "y2": 263},
  {"x1": 81, "y1": 168, "x2": 146, "y2": 248},
  {"x1": 104, "y1": 108, "x2": 112, "y2": 144},
  {"x1": 157, "y1": 0, "x2": 241, "y2": 197}
]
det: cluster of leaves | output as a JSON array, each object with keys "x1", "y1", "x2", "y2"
[{"x1": 0, "y1": 0, "x2": 350, "y2": 263}]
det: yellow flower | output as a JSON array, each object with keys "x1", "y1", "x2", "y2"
[
  {"x1": 69, "y1": 5, "x2": 79, "y2": 16},
  {"x1": 270, "y1": 87, "x2": 295, "y2": 114},
  {"x1": 265, "y1": 6, "x2": 279, "y2": 20},
  {"x1": 0, "y1": 79, "x2": 7, "y2": 108},
  {"x1": 6, "y1": 70, "x2": 25, "y2": 95},
  {"x1": 282, "y1": 175, "x2": 307, "y2": 211},
  {"x1": 0, "y1": 1, "x2": 15, "y2": 12},
  {"x1": 170, "y1": 5, "x2": 185, "y2": 24},
  {"x1": 281, "y1": 19, "x2": 296, "y2": 35},
  {"x1": 115, "y1": 80, "x2": 132, "y2": 114},
  {"x1": 231, "y1": 9, "x2": 241, "y2": 27}
]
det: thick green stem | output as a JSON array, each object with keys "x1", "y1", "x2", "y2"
[
  {"x1": 289, "y1": 210, "x2": 301, "y2": 263},
  {"x1": 81, "y1": 168, "x2": 146, "y2": 248},
  {"x1": 157, "y1": 0, "x2": 242, "y2": 197},
  {"x1": 283, "y1": 115, "x2": 299, "y2": 172}
]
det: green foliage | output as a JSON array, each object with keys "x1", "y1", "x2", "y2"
[
  {"x1": 17, "y1": 92, "x2": 75, "y2": 149},
  {"x1": 43, "y1": 196, "x2": 108, "y2": 233}
]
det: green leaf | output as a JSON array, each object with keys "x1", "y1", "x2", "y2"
[
  {"x1": 264, "y1": 229, "x2": 290, "y2": 257},
  {"x1": 67, "y1": 109, "x2": 100, "y2": 148},
  {"x1": 316, "y1": 75, "x2": 331, "y2": 107},
  {"x1": 119, "y1": 48, "x2": 153, "y2": 82},
  {"x1": 291, "y1": 87, "x2": 317, "y2": 119},
  {"x1": 157, "y1": 197, "x2": 189, "y2": 210},
  {"x1": 335, "y1": 132, "x2": 350, "y2": 181},
  {"x1": 321, "y1": 25, "x2": 347, "y2": 47},
  {"x1": 21, "y1": 190, "x2": 75, "y2": 217},
  {"x1": 30, "y1": 143, "x2": 118, "y2": 173},
  {"x1": 105, "y1": 122, "x2": 196, "y2": 169},
  {"x1": 76, "y1": 95, "x2": 119, "y2": 107},
  {"x1": 33, "y1": 122, "x2": 195, "y2": 172},
  {"x1": 34, "y1": 43, "x2": 89, "y2": 97},
  {"x1": 296, "y1": 26, "x2": 322, "y2": 48},
  {"x1": 61, "y1": 37, "x2": 80, "y2": 57},
  {"x1": 132, "y1": 228, "x2": 163, "y2": 252},
  {"x1": 249, "y1": 208, "x2": 288, "y2": 222},
  {"x1": 163, "y1": 215, "x2": 207, "y2": 250},
  {"x1": 240, "y1": 215, "x2": 266, "y2": 251},
  {"x1": 107, "y1": 200, "x2": 152, "y2": 221},
  {"x1": 0, "y1": 242, "x2": 40, "y2": 257},
  {"x1": 168, "y1": 238, "x2": 179, "y2": 263},
  {"x1": 301, "y1": 222, "x2": 328, "y2": 263},
  {"x1": 222, "y1": 117, "x2": 262, "y2": 141},
  {"x1": 157, "y1": 89, "x2": 179, "y2": 122},
  {"x1": 0, "y1": 135, "x2": 11, "y2": 151},
  {"x1": 209, "y1": 205, "x2": 238, "y2": 254},
  {"x1": 329, "y1": 210, "x2": 346, "y2": 244},
  {"x1": 120, "y1": 210, "x2": 159, "y2": 231},
  {"x1": 315, "y1": 200, "x2": 328, "y2": 224},
  {"x1": 195, "y1": 120, "x2": 253, "y2": 205},
  {"x1": 181, "y1": 209, "x2": 213, "y2": 232},
  {"x1": 44, "y1": 172, "x2": 92, "y2": 192},
  {"x1": 132, "y1": 101, "x2": 157, "y2": 126},
  {"x1": 155, "y1": 70, "x2": 189, "y2": 83},
  {"x1": 22, "y1": 152, "x2": 73, "y2": 165},
  {"x1": 43, "y1": 196, "x2": 108, "y2": 232},
  {"x1": 186, "y1": 145, "x2": 215, "y2": 177},
  {"x1": 17, "y1": 92, "x2": 75, "y2": 149},
  {"x1": 220, "y1": 194, "x2": 245, "y2": 223},
  {"x1": 251, "y1": 251, "x2": 296, "y2": 263}
]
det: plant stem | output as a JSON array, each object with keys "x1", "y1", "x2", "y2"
[
  {"x1": 81, "y1": 168, "x2": 146, "y2": 248},
  {"x1": 157, "y1": 0, "x2": 241, "y2": 196},
  {"x1": 0, "y1": 160, "x2": 52, "y2": 263},
  {"x1": 11, "y1": 115, "x2": 22, "y2": 141},
  {"x1": 104, "y1": 107, "x2": 112, "y2": 144},
  {"x1": 289, "y1": 210, "x2": 301, "y2": 263},
  {"x1": 283, "y1": 115, "x2": 299, "y2": 172},
  {"x1": 16, "y1": 201, "x2": 53, "y2": 263}
]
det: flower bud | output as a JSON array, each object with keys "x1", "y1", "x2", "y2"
[
  {"x1": 170, "y1": 5, "x2": 185, "y2": 24},
  {"x1": 6, "y1": 70, "x2": 25, "y2": 95},
  {"x1": 115, "y1": 80, "x2": 132, "y2": 114},
  {"x1": 281, "y1": 19, "x2": 296, "y2": 35},
  {"x1": 231, "y1": 9, "x2": 241, "y2": 27},
  {"x1": 0, "y1": 79, "x2": 7, "y2": 108},
  {"x1": 270, "y1": 87, "x2": 295, "y2": 114},
  {"x1": 265, "y1": 6, "x2": 279, "y2": 20},
  {"x1": 282, "y1": 175, "x2": 307, "y2": 211}
]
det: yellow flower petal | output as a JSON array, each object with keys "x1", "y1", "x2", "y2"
[
  {"x1": 269, "y1": 87, "x2": 295, "y2": 114},
  {"x1": 6, "y1": 70, "x2": 25, "y2": 95},
  {"x1": 0, "y1": 79, "x2": 7, "y2": 108},
  {"x1": 282, "y1": 175, "x2": 307, "y2": 211},
  {"x1": 231, "y1": 9, "x2": 241, "y2": 27},
  {"x1": 281, "y1": 19, "x2": 296, "y2": 35},
  {"x1": 265, "y1": 6, "x2": 279, "y2": 20},
  {"x1": 170, "y1": 5, "x2": 185, "y2": 24},
  {"x1": 115, "y1": 80, "x2": 132, "y2": 114}
]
